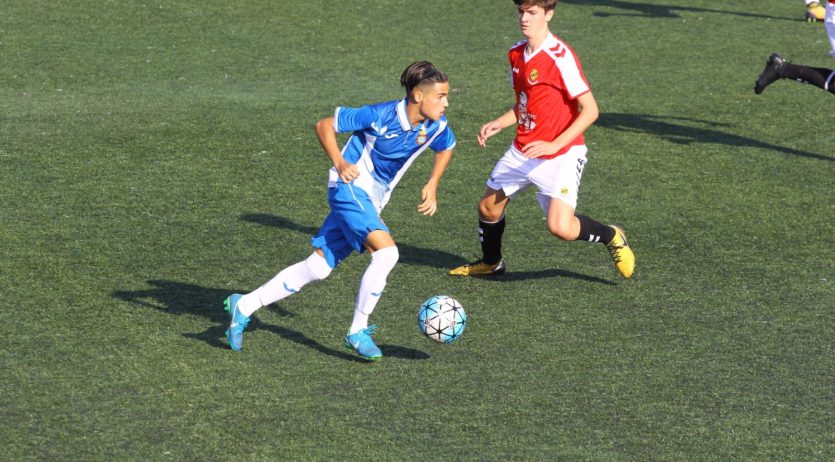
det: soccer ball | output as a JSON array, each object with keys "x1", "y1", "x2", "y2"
[{"x1": 417, "y1": 295, "x2": 467, "y2": 343}]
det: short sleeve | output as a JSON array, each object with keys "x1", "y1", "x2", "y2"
[
  {"x1": 430, "y1": 125, "x2": 456, "y2": 152},
  {"x1": 554, "y1": 50, "x2": 590, "y2": 99},
  {"x1": 333, "y1": 105, "x2": 378, "y2": 134}
]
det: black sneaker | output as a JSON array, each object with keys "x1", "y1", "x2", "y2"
[{"x1": 755, "y1": 53, "x2": 786, "y2": 95}]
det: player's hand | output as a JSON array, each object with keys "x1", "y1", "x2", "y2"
[
  {"x1": 417, "y1": 186, "x2": 438, "y2": 216},
  {"x1": 477, "y1": 121, "x2": 504, "y2": 147},
  {"x1": 521, "y1": 140, "x2": 559, "y2": 159},
  {"x1": 337, "y1": 161, "x2": 360, "y2": 183}
]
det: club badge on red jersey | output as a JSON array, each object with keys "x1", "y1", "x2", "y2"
[{"x1": 528, "y1": 68, "x2": 539, "y2": 85}]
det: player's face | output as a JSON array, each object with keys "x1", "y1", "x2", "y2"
[
  {"x1": 416, "y1": 82, "x2": 450, "y2": 121},
  {"x1": 517, "y1": 5, "x2": 553, "y2": 38}
]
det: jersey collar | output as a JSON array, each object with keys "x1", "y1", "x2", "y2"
[
  {"x1": 524, "y1": 32, "x2": 557, "y2": 62},
  {"x1": 396, "y1": 99, "x2": 412, "y2": 131}
]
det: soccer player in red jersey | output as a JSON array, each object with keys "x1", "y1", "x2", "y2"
[{"x1": 449, "y1": 0, "x2": 635, "y2": 279}]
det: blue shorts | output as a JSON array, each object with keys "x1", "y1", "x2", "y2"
[{"x1": 311, "y1": 183, "x2": 390, "y2": 268}]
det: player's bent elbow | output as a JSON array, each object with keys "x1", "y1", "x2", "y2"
[
  {"x1": 315, "y1": 117, "x2": 334, "y2": 135},
  {"x1": 583, "y1": 105, "x2": 599, "y2": 123}
]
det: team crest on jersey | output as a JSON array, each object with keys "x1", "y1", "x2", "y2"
[
  {"x1": 416, "y1": 126, "x2": 427, "y2": 145},
  {"x1": 560, "y1": 187, "x2": 570, "y2": 196},
  {"x1": 528, "y1": 68, "x2": 539, "y2": 84}
]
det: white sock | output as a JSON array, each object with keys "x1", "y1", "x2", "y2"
[
  {"x1": 238, "y1": 252, "x2": 332, "y2": 317},
  {"x1": 349, "y1": 246, "x2": 399, "y2": 334}
]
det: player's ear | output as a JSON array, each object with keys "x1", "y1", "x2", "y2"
[
  {"x1": 545, "y1": 9, "x2": 554, "y2": 22},
  {"x1": 413, "y1": 88, "x2": 424, "y2": 103}
]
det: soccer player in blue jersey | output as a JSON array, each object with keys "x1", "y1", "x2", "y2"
[{"x1": 223, "y1": 61, "x2": 456, "y2": 360}]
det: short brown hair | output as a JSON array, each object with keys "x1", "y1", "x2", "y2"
[
  {"x1": 400, "y1": 61, "x2": 448, "y2": 96},
  {"x1": 513, "y1": 0, "x2": 557, "y2": 12}
]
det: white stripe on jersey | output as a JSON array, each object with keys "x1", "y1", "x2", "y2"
[
  {"x1": 380, "y1": 120, "x2": 449, "y2": 210},
  {"x1": 333, "y1": 107, "x2": 341, "y2": 132},
  {"x1": 544, "y1": 42, "x2": 589, "y2": 98},
  {"x1": 327, "y1": 121, "x2": 451, "y2": 213}
]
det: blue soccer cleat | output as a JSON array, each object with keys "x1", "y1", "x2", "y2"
[
  {"x1": 344, "y1": 325, "x2": 383, "y2": 361},
  {"x1": 224, "y1": 294, "x2": 250, "y2": 351}
]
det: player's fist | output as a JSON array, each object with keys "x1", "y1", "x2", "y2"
[{"x1": 337, "y1": 161, "x2": 359, "y2": 183}]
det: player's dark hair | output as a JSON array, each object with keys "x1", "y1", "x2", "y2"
[
  {"x1": 513, "y1": 0, "x2": 557, "y2": 12},
  {"x1": 401, "y1": 61, "x2": 448, "y2": 97}
]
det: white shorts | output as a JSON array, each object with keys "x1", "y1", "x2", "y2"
[{"x1": 486, "y1": 144, "x2": 588, "y2": 213}]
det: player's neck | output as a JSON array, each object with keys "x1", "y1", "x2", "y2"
[
  {"x1": 405, "y1": 103, "x2": 425, "y2": 127},
  {"x1": 525, "y1": 28, "x2": 551, "y2": 53}
]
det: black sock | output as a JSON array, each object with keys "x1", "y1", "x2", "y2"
[
  {"x1": 479, "y1": 217, "x2": 505, "y2": 264},
  {"x1": 577, "y1": 215, "x2": 615, "y2": 244},
  {"x1": 781, "y1": 63, "x2": 835, "y2": 93}
]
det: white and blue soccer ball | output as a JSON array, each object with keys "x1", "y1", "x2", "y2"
[{"x1": 418, "y1": 295, "x2": 467, "y2": 343}]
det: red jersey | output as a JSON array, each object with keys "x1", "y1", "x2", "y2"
[{"x1": 509, "y1": 33, "x2": 591, "y2": 159}]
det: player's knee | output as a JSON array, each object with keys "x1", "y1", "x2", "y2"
[
  {"x1": 305, "y1": 252, "x2": 333, "y2": 280},
  {"x1": 478, "y1": 200, "x2": 503, "y2": 222},
  {"x1": 547, "y1": 220, "x2": 575, "y2": 241}
]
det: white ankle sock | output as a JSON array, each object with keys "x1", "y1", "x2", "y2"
[
  {"x1": 238, "y1": 252, "x2": 332, "y2": 317},
  {"x1": 349, "y1": 246, "x2": 399, "y2": 334}
]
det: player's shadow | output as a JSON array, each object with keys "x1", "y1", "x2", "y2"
[
  {"x1": 560, "y1": 0, "x2": 792, "y2": 21},
  {"x1": 471, "y1": 268, "x2": 616, "y2": 286},
  {"x1": 111, "y1": 280, "x2": 428, "y2": 361},
  {"x1": 241, "y1": 213, "x2": 465, "y2": 269},
  {"x1": 597, "y1": 113, "x2": 832, "y2": 162},
  {"x1": 243, "y1": 214, "x2": 618, "y2": 284}
]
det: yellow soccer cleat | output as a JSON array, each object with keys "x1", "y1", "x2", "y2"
[
  {"x1": 806, "y1": 2, "x2": 825, "y2": 22},
  {"x1": 606, "y1": 226, "x2": 635, "y2": 279},
  {"x1": 448, "y1": 259, "x2": 507, "y2": 277}
]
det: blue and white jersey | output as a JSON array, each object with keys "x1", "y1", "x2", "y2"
[{"x1": 329, "y1": 98, "x2": 456, "y2": 213}]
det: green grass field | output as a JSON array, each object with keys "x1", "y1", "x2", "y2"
[{"x1": 2, "y1": 1, "x2": 833, "y2": 460}]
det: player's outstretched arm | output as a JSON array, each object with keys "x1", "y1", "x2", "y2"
[
  {"x1": 417, "y1": 149, "x2": 453, "y2": 216},
  {"x1": 315, "y1": 116, "x2": 359, "y2": 183},
  {"x1": 477, "y1": 109, "x2": 517, "y2": 147}
]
